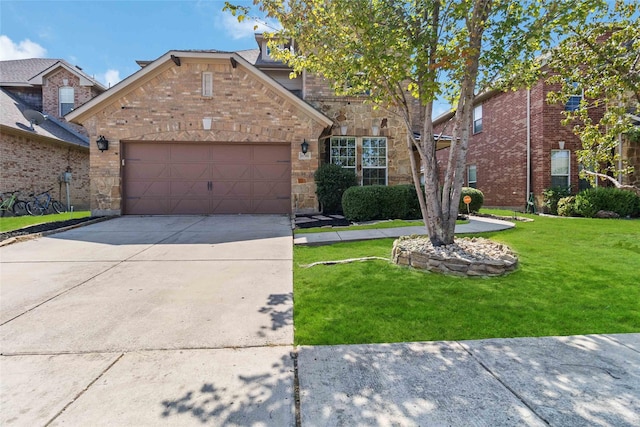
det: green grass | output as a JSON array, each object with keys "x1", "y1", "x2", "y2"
[
  {"x1": 294, "y1": 210, "x2": 640, "y2": 345},
  {"x1": 0, "y1": 211, "x2": 91, "y2": 232},
  {"x1": 295, "y1": 218, "x2": 468, "y2": 234}
]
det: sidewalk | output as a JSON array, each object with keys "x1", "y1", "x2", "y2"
[{"x1": 294, "y1": 215, "x2": 515, "y2": 245}]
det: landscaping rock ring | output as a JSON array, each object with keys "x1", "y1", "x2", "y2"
[{"x1": 392, "y1": 236, "x2": 518, "y2": 277}]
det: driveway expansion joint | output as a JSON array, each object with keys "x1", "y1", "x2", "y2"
[{"x1": 44, "y1": 353, "x2": 124, "y2": 427}]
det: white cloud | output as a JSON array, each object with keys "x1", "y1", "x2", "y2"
[
  {"x1": 97, "y1": 69, "x2": 121, "y2": 88},
  {"x1": 220, "y1": 13, "x2": 279, "y2": 40},
  {"x1": 0, "y1": 35, "x2": 47, "y2": 60}
]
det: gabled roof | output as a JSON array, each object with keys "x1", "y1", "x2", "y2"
[
  {"x1": 66, "y1": 50, "x2": 332, "y2": 127},
  {"x1": 0, "y1": 58, "x2": 106, "y2": 91},
  {"x1": 0, "y1": 88, "x2": 89, "y2": 148}
]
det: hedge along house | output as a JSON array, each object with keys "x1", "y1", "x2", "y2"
[
  {"x1": 66, "y1": 35, "x2": 423, "y2": 216},
  {"x1": 67, "y1": 50, "x2": 334, "y2": 216}
]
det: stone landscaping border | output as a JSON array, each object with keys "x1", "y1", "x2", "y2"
[{"x1": 392, "y1": 236, "x2": 518, "y2": 277}]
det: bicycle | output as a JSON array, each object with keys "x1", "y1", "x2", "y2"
[
  {"x1": 0, "y1": 190, "x2": 28, "y2": 216},
  {"x1": 26, "y1": 188, "x2": 67, "y2": 216}
]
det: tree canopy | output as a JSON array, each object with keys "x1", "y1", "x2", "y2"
[
  {"x1": 226, "y1": 0, "x2": 603, "y2": 244},
  {"x1": 546, "y1": 1, "x2": 640, "y2": 195}
]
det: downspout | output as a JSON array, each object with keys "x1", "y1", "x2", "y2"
[{"x1": 526, "y1": 88, "x2": 531, "y2": 205}]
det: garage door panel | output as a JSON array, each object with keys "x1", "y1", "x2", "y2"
[
  {"x1": 124, "y1": 143, "x2": 291, "y2": 215},
  {"x1": 170, "y1": 145, "x2": 211, "y2": 162},
  {"x1": 254, "y1": 164, "x2": 290, "y2": 180},
  {"x1": 170, "y1": 164, "x2": 210, "y2": 180}
]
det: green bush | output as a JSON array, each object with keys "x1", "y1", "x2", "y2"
[
  {"x1": 342, "y1": 185, "x2": 422, "y2": 222},
  {"x1": 557, "y1": 196, "x2": 579, "y2": 217},
  {"x1": 314, "y1": 164, "x2": 358, "y2": 214},
  {"x1": 573, "y1": 187, "x2": 640, "y2": 218},
  {"x1": 543, "y1": 186, "x2": 572, "y2": 215},
  {"x1": 458, "y1": 187, "x2": 484, "y2": 213}
]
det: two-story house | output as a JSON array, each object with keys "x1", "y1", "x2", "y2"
[
  {"x1": 66, "y1": 34, "x2": 417, "y2": 216},
  {"x1": 433, "y1": 74, "x2": 607, "y2": 211},
  {"x1": 0, "y1": 58, "x2": 106, "y2": 210}
]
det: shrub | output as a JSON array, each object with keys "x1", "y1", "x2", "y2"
[
  {"x1": 458, "y1": 187, "x2": 484, "y2": 213},
  {"x1": 314, "y1": 164, "x2": 358, "y2": 214},
  {"x1": 557, "y1": 196, "x2": 579, "y2": 217},
  {"x1": 342, "y1": 185, "x2": 422, "y2": 222},
  {"x1": 573, "y1": 187, "x2": 640, "y2": 218},
  {"x1": 543, "y1": 186, "x2": 572, "y2": 215}
]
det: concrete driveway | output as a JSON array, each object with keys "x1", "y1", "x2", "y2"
[{"x1": 1, "y1": 215, "x2": 295, "y2": 426}]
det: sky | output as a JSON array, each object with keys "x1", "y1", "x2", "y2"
[{"x1": 1, "y1": 0, "x2": 274, "y2": 87}]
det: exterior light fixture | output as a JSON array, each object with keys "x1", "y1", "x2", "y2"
[
  {"x1": 96, "y1": 135, "x2": 109, "y2": 152},
  {"x1": 202, "y1": 117, "x2": 212, "y2": 130},
  {"x1": 340, "y1": 125, "x2": 348, "y2": 136},
  {"x1": 301, "y1": 139, "x2": 309, "y2": 154},
  {"x1": 372, "y1": 124, "x2": 380, "y2": 136}
]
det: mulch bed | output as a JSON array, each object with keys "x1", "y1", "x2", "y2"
[{"x1": 0, "y1": 216, "x2": 104, "y2": 242}]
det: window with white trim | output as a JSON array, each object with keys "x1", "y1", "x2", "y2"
[
  {"x1": 467, "y1": 165, "x2": 477, "y2": 188},
  {"x1": 565, "y1": 82, "x2": 582, "y2": 111},
  {"x1": 362, "y1": 137, "x2": 387, "y2": 185},
  {"x1": 473, "y1": 104, "x2": 483, "y2": 134},
  {"x1": 551, "y1": 149, "x2": 570, "y2": 188},
  {"x1": 202, "y1": 72, "x2": 213, "y2": 97},
  {"x1": 59, "y1": 86, "x2": 74, "y2": 116},
  {"x1": 329, "y1": 137, "x2": 356, "y2": 173}
]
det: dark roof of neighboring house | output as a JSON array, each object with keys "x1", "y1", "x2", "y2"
[
  {"x1": 0, "y1": 58, "x2": 106, "y2": 90},
  {"x1": 0, "y1": 88, "x2": 89, "y2": 147}
]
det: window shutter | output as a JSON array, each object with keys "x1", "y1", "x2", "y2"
[{"x1": 202, "y1": 72, "x2": 213, "y2": 97}]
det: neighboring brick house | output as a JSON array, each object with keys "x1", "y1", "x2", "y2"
[
  {"x1": 0, "y1": 59, "x2": 106, "y2": 210},
  {"x1": 433, "y1": 76, "x2": 606, "y2": 211},
  {"x1": 67, "y1": 35, "x2": 418, "y2": 215}
]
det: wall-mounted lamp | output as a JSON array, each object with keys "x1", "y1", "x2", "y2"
[
  {"x1": 96, "y1": 135, "x2": 109, "y2": 152},
  {"x1": 202, "y1": 117, "x2": 212, "y2": 130},
  {"x1": 558, "y1": 140, "x2": 565, "y2": 150},
  {"x1": 301, "y1": 139, "x2": 309, "y2": 154},
  {"x1": 340, "y1": 125, "x2": 348, "y2": 136},
  {"x1": 372, "y1": 124, "x2": 380, "y2": 136}
]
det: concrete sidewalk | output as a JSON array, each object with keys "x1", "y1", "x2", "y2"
[
  {"x1": 294, "y1": 215, "x2": 515, "y2": 245},
  {"x1": 298, "y1": 334, "x2": 640, "y2": 426}
]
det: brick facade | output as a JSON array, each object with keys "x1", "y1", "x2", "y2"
[
  {"x1": 74, "y1": 56, "x2": 330, "y2": 215},
  {"x1": 435, "y1": 78, "x2": 605, "y2": 211},
  {"x1": 0, "y1": 130, "x2": 89, "y2": 210}
]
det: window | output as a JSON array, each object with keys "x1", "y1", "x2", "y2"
[
  {"x1": 565, "y1": 82, "x2": 582, "y2": 111},
  {"x1": 551, "y1": 149, "x2": 570, "y2": 188},
  {"x1": 59, "y1": 86, "x2": 74, "y2": 115},
  {"x1": 202, "y1": 72, "x2": 213, "y2": 97},
  {"x1": 467, "y1": 165, "x2": 477, "y2": 188},
  {"x1": 362, "y1": 137, "x2": 387, "y2": 186},
  {"x1": 473, "y1": 104, "x2": 483, "y2": 134},
  {"x1": 329, "y1": 137, "x2": 356, "y2": 173}
]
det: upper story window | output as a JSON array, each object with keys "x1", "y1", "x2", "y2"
[
  {"x1": 473, "y1": 104, "x2": 483, "y2": 134},
  {"x1": 565, "y1": 82, "x2": 583, "y2": 111},
  {"x1": 202, "y1": 72, "x2": 213, "y2": 97},
  {"x1": 59, "y1": 86, "x2": 74, "y2": 116},
  {"x1": 264, "y1": 40, "x2": 294, "y2": 62}
]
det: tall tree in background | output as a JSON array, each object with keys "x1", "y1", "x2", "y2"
[
  {"x1": 227, "y1": 0, "x2": 598, "y2": 246},
  {"x1": 547, "y1": 1, "x2": 640, "y2": 195}
]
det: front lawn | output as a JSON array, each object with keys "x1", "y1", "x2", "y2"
[
  {"x1": 0, "y1": 211, "x2": 91, "y2": 232},
  {"x1": 293, "y1": 211, "x2": 640, "y2": 345}
]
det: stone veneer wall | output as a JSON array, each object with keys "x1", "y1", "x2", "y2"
[
  {"x1": 303, "y1": 73, "x2": 414, "y2": 186},
  {"x1": 0, "y1": 130, "x2": 90, "y2": 209},
  {"x1": 76, "y1": 58, "x2": 328, "y2": 215}
]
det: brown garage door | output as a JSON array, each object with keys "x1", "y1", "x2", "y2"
[{"x1": 123, "y1": 143, "x2": 291, "y2": 215}]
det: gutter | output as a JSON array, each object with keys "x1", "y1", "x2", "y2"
[{"x1": 527, "y1": 88, "x2": 531, "y2": 205}]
